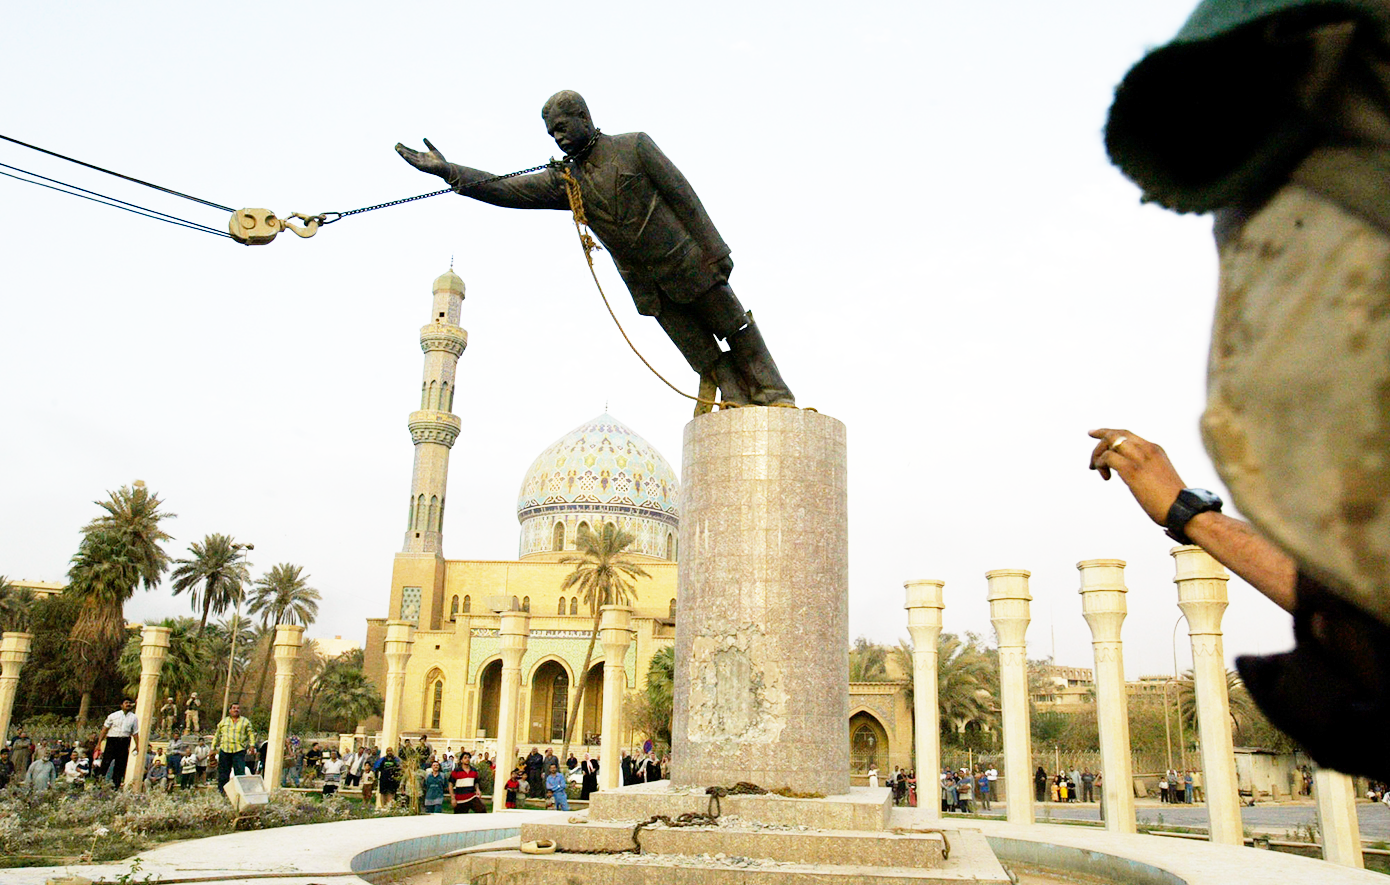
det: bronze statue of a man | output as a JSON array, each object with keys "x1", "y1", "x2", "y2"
[{"x1": 396, "y1": 91, "x2": 794, "y2": 407}]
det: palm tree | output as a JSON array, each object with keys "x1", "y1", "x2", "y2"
[
  {"x1": 170, "y1": 534, "x2": 251, "y2": 634},
  {"x1": 67, "y1": 483, "x2": 174, "y2": 725},
  {"x1": 207, "y1": 613, "x2": 256, "y2": 705},
  {"x1": 938, "y1": 632, "x2": 997, "y2": 739},
  {"x1": 0, "y1": 576, "x2": 35, "y2": 632},
  {"x1": 1175, "y1": 668, "x2": 1255, "y2": 739},
  {"x1": 557, "y1": 523, "x2": 650, "y2": 764},
  {"x1": 246, "y1": 564, "x2": 320, "y2": 709},
  {"x1": 117, "y1": 618, "x2": 208, "y2": 700},
  {"x1": 643, "y1": 644, "x2": 676, "y2": 747},
  {"x1": 849, "y1": 636, "x2": 889, "y2": 682},
  {"x1": 312, "y1": 664, "x2": 383, "y2": 732},
  {"x1": 67, "y1": 530, "x2": 144, "y2": 725},
  {"x1": 84, "y1": 482, "x2": 175, "y2": 591}
]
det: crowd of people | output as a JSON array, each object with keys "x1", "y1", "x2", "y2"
[{"x1": 1034, "y1": 765, "x2": 1100, "y2": 803}]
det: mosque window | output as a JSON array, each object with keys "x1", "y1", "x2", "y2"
[
  {"x1": 441, "y1": 381, "x2": 450, "y2": 412},
  {"x1": 463, "y1": 594, "x2": 471, "y2": 614},
  {"x1": 577, "y1": 521, "x2": 591, "y2": 543},
  {"x1": 553, "y1": 522, "x2": 565, "y2": 552},
  {"x1": 450, "y1": 595, "x2": 460, "y2": 620},
  {"x1": 428, "y1": 496, "x2": 439, "y2": 532},
  {"x1": 606, "y1": 521, "x2": 617, "y2": 536},
  {"x1": 429, "y1": 673, "x2": 444, "y2": 730},
  {"x1": 666, "y1": 533, "x2": 675, "y2": 561},
  {"x1": 446, "y1": 385, "x2": 455, "y2": 410},
  {"x1": 420, "y1": 382, "x2": 427, "y2": 409},
  {"x1": 522, "y1": 596, "x2": 531, "y2": 612},
  {"x1": 512, "y1": 595, "x2": 519, "y2": 611},
  {"x1": 416, "y1": 494, "x2": 426, "y2": 530},
  {"x1": 570, "y1": 597, "x2": 578, "y2": 616},
  {"x1": 400, "y1": 586, "x2": 422, "y2": 623},
  {"x1": 557, "y1": 597, "x2": 566, "y2": 615},
  {"x1": 428, "y1": 380, "x2": 437, "y2": 409},
  {"x1": 669, "y1": 598, "x2": 677, "y2": 619},
  {"x1": 407, "y1": 497, "x2": 415, "y2": 531}
]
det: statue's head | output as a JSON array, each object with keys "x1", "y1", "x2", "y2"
[{"x1": 542, "y1": 90, "x2": 596, "y2": 157}]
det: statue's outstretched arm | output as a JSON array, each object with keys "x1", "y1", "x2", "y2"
[
  {"x1": 636, "y1": 133, "x2": 731, "y2": 263},
  {"x1": 394, "y1": 139, "x2": 567, "y2": 210}
]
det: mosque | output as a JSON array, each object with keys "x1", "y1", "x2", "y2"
[{"x1": 363, "y1": 269, "x2": 910, "y2": 776}]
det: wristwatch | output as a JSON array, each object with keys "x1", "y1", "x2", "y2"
[{"x1": 1164, "y1": 488, "x2": 1223, "y2": 545}]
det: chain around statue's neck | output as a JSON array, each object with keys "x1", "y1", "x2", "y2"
[{"x1": 565, "y1": 128, "x2": 602, "y2": 163}]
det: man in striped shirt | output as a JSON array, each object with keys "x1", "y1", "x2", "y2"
[{"x1": 211, "y1": 703, "x2": 256, "y2": 792}]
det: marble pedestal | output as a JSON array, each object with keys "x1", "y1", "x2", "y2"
[{"x1": 671, "y1": 407, "x2": 849, "y2": 796}]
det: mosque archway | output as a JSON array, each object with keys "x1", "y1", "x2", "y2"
[
  {"x1": 850, "y1": 710, "x2": 890, "y2": 774},
  {"x1": 581, "y1": 662, "x2": 604, "y2": 743},
  {"x1": 528, "y1": 659, "x2": 571, "y2": 743},
  {"x1": 477, "y1": 659, "x2": 502, "y2": 739}
]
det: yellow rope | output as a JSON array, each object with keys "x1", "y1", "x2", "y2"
[{"x1": 559, "y1": 167, "x2": 724, "y2": 408}]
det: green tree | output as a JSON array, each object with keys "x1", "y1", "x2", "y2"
[
  {"x1": 1175, "y1": 668, "x2": 1257, "y2": 740},
  {"x1": 641, "y1": 644, "x2": 675, "y2": 748},
  {"x1": 170, "y1": 534, "x2": 251, "y2": 634},
  {"x1": 117, "y1": 618, "x2": 208, "y2": 701},
  {"x1": 938, "y1": 632, "x2": 997, "y2": 744},
  {"x1": 310, "y1": 661, "x2": 383, "y2": 733},
  {"x1": 849, "y1": 636, "x2": 889, "y2": 682},
  {"x1": 246, "y1": 564, "x2": 320, "y2": 710},
  {"x1": 66, "y1": 483, "x2": 174, "y2": 725},
  {"x1": 12, "y1": 592, "x2": 90, "y2": 721},
  {"x1": 0, "y1": 576, "x2": 35, "y2": 632},
  {"x1": 557, "y1": 523, "x2": 650, "y2": 765}
]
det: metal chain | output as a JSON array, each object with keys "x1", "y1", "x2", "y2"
[{"x1": 318, "y1": 162, "x2": 556, "y2": 224}]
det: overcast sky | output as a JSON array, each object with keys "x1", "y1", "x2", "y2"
[{"x1": 0, "y1": 0, "x2": 1288, "y2": 681}]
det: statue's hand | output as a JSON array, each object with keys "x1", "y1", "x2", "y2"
[{"x1": 395, "y1": 138, "x2": 452, "y2": 178}]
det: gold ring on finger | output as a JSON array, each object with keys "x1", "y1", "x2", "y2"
[{"x1": 1109, "y1": 436, "x2": 1128, "y2": 452}]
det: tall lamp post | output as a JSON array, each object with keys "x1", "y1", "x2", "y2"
[
  {"x1": 221, "y1": 542, "x2": 254, "y2": 721},
  {"x1": 1171, "y1": 614, "x2": 1188, "y2": 771}
]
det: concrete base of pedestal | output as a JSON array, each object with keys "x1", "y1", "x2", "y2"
[
  {"x1": 439, "y1": 781, "x2": 1009, "y2": 885},
  {"x1": 671, "y1": 407, "x2": 850, "y2": 796}
]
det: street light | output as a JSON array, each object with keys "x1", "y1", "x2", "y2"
[
  {"x1": 1171, "y1": 614, "x2": 1188, "y2": 772},
  {"x1": 221, "y1": 542, "x2": 254, "y2": 720}
]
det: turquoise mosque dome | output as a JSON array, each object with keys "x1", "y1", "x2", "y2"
[{"x1": 516, "y1": 414, "x2": 680, "y2": 560}]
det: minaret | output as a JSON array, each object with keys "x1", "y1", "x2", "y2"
[{"x1": 403, "y1": 269, "x2": 466, "y2": 554}]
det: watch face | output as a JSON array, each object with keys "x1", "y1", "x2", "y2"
[{"x1": 1186, "y1": 488, "x2": 1223, "y2": 509}]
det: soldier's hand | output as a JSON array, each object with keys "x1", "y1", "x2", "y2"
[
  {"x1": 394, "y1": 138, "x2": 452, "y2": 178},
  {"x1": 1087, "y1": 428, "x2": 1185, "y2": 525}
]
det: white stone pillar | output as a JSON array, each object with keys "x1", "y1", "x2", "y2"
[
  {"x1": 0, "y1": 632, "x2": 34, "y2": 744},
  {"x1": 126, "y1": 625, "x2": 171, "y2": 792},
  {"x1": 904, "y1": 580, "x2": 944, "y2": 820},
  {"x1": 1314, "y1": 768, "x2": 1364, "y2": 868},
  {"x1": 262, "y1": 625, "x2": 304, "y2": 792},
  {"x1": 380, "y1": 620, "x2": 416, "y2": 753},
  {"x1": 600, "y1": 605, "x2": 635, "y2": 791},
  {"x1": 672, "y1": 408, "x2": 849, "y2": 795},
  {"x1": 492, "y1": 608, "x2": 529, "y2": 810},
  {"x1": 1171, "y1": 546, "x2": 1242, "y2": 845},
  {"x1": 1078, "y1": 559, "x2": 1135, "y2": 832},
  {"x1": 987, "y1": 569, "x2": 1034, "y2": 825}
]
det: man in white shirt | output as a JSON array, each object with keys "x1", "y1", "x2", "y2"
[
  {"x1": 96, "y1": 698, "x2": 139, "y2": 788},
  {"x1": 320, "y1": 750, "x2": 345, "y2": 796}
]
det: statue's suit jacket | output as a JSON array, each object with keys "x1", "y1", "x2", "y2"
[{"x1": 458, "y1": 132, "x2": 732, "y2": 316}]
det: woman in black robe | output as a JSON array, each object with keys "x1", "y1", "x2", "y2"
[{"x1": 580, "y1": 753, "x2": 600, "y2": 800}]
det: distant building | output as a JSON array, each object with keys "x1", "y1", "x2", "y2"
[
  {"x1": 9, "y1": 579, "x2": 63, "y2": 599},
  {"x1": 313, "y1": 635, "x2": 361, "y2": 660}
]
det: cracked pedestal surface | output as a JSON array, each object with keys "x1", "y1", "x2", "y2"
[{"x1": 671, "y1": 407, "x2": 849, "y2": 795}]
